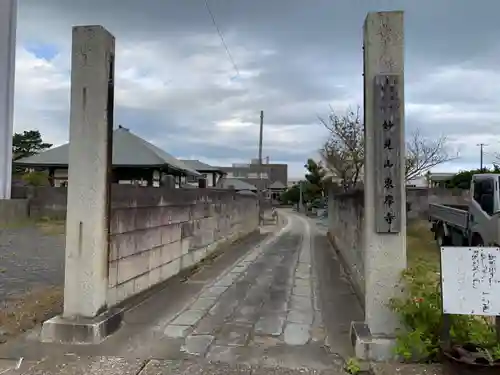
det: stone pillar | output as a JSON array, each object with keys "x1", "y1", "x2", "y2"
[
  {"x1": 351, "y1": 11, "x2": 406, "y2": 361},
  {"x1": 63, "y1": 25, "x2": 115, "y2": 318},
  {"x1": 0, "y1": 0, "x2": 17, "y2": 199},
  {"x1": 41, "y1": 25, "x2": 121, "y2": 344}
]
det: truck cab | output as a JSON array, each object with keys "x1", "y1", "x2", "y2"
[
  {"x1": 468, "y1": 173, "x2": 500, "y2": 245},
  {"x1": 429, "y1": 173, "x2": 500, "y2": 246}
]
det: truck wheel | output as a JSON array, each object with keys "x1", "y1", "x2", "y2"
[{"x1": 436, "y1": 227, "x2": 452, "y2": 247}]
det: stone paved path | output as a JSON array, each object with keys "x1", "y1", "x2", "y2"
[
  {"x1": 0, "y1": 212, "x2": 353, "y2": 374},
  {"x1": 159, "y1": 214, "x2": 342, "y2": 369}
]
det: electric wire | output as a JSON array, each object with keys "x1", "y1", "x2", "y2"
[{"x1": 203, "y1": 0, "x2": 240, "y2": 77}]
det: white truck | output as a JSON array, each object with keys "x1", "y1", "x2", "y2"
[{"x1": 429, "y1": 174, "x2": 500, "y2": 246}]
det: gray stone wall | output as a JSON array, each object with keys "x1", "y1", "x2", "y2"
[
  {"x1": 106, "y1": 187, "x2": 259, "y2": 306},
  {"x1": 328, "y1": 189, "x2": 365, "y2": 297},
  {"x1": 5, "y1": 186, "x2": 258, "y2": 307},
  {"x1": 28, "y1": 187, "x2": 68, "y2": 219},
  {"x1": 406, "y1": 187, "x2": 468, "y2": 220},
  {"x1": 327, "y1": 186, "x2": 469, "y2": 300}
]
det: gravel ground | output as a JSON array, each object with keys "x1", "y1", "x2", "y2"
[
  {"x1": 0, "y1": 225, "x2": 64, "y2": 304},
  {"x1": 371, "y1": 363, "x2": 446, "y2": 375}
]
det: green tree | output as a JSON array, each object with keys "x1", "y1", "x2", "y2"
[
  {"x1": 281, "y1": 184, "x2": 301, "y2": 204},
  {"x1": 12, "y1": 130, "x2": 52, "y2": 161},
  {"x1": 304, "y1": 158, "x2": 325, "y2": 200},
  {"x1": 447, "y1": 165, "x2": 500, "y2": 189},
  {"x1": 305, "y1": 158, "x2": 325, "y2": 186},
  {"x1": 22, "y1": 171, "x2": 50, "y2": 187}
]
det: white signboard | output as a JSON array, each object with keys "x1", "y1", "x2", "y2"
[{"x1": 441, "y1": 247, "x2": 500, "y2": 316}]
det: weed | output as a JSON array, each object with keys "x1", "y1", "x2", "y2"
[{"x1": 345, "y1": 357, "x2": 361, "y2": 374}]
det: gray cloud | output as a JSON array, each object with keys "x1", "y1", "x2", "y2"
[{"x1": 12, "y1": 0, "x2": 500, "y2": 177}]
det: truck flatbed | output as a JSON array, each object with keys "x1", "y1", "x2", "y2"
[{"x1": 429, "y1": 203, "x2": 468, "y2": 231}]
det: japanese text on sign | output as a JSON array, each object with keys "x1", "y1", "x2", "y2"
[
  {"x1": 441, "y1": 247, "x2": 500, "y2": 316},
  {"x1": 373, "y1": 74, "x2": 402, "y2": 233}
]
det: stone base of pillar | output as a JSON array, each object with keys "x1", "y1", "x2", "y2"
[
  {"x1": 350, "y1": 321, "x2": 398, "y2": 361},
  {"x1": 40, "y1": 307, "x2": 124, "y2": 345}
]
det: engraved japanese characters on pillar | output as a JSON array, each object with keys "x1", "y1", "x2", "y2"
[{"x1": 374, "y1": 74, "x2": 402, "y2": 233}]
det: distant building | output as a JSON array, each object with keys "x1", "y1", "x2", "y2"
[
  {"x1": 14, "y1": 126, "x2": 200, "y2": 187},
  {"x1": 428, "y1": 172, "x2": 456, "y2": 187},
  {"x1": 218, "y1": 159, "x2": 288, "y2": 192},
  {"x1": 287, "y1": 178, "x2": 302, "y2": 188},
  {"x1": 179, "y1": 159, "x2": 226, "y2": 187},
  {"x1": 268, "y1": 180, "x2": 287, "y2": 201},
  {"x1": 216, "y1": 177, "x2": 257, "y2": 194},
  {"x1": 406, "y1": 175, "x2": 427, "y2": 188}
]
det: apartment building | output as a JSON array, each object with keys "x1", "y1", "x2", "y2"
[{"x1": 217, "y1": 159, "x2": 288, "y2": 192}]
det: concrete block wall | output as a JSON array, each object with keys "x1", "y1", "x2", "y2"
[
  {"x1": 327, "y1": 189, "x2": 365, "y2": 297},
  {"x1": 327, "y1": 186, "x2": 470, "y2": 301},
  {"x1": 406, "y1": 187, "x2": 468, "y2": 220},
  {"x1": 106, "y1": 186, "x2": 259, "y2": 307},
  {"x1": 19, "y1": 186, "x2": 68, "y2": 219}
]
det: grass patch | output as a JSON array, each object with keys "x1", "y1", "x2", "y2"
[
  {"x1": 35, "y1": 217, "x2": 65, "y2": 235},
  {"x1": 0, "y1": 217, "x2": 65, "y2": 235},
  {"x1": 0, "y1": 218, "x2": 34, "y2": 230},
  {"x1": 406, "y1": 220, "x2": 439, "y2": 270},
  {"x1": 0, "y1": 286, "x2": 63, "y2": 342}
]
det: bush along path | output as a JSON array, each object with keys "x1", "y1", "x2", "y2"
[{"x1": 388, "y1": 222, "x2": 500, "y2": 373}]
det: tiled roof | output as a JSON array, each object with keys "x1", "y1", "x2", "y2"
[{"x1": 15, "y1": 126, "x2": 201, "y2": 177}]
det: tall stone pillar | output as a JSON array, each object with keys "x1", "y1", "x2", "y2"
[
  {"x1": 351, "y1": 11, "x2": 407, "y2": 361},
  {"x1": 41, "y1": 26, "x2": 121, "y2": 344},
  {"x1": 0, "y1": 0, "x2": 17, "y2": 199}
]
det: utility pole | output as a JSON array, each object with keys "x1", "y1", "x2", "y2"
[
  {"x1": 478, "y1": 143, "x2": 487, "y2": 171},
  {"x1": 299, "y1": 180, "x2": 304, "y2": 212},
  {"x1": 258, "y1": 110, "x2": 264, "y2": 223},
  {"x1": 0, "y1": 0, "x2": 17, "y2": 199}
]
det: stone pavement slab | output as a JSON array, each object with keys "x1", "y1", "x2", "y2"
[
  {"x1": 182, "y1": 335, "x2": 214, "y2": 356},
  {"x1": 254, "y1": 315, "x2": 285, "y2": 336},
  {"x1": 214, "y1": 323, "x2": 251, "y2": 346},
  {"x1": 171, "y1": 310, "x2": 206, "y2": 326},
  {"x1": 189, "y1": 298, "x2": 217, "y2": 311},
  {"x1": 164, "y1": 325, "x2": 192, "y2": 338},
  {"x1": 283, "y1": 323, "x2": 310, "y2": 345}
]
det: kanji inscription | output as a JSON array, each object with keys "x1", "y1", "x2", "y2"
[
  {"x1": 441, "y1": 247, "x2": 500, "y2": 316},
  {"x1": 374, "y1": 74, "x2": 402, "y2": 233}
]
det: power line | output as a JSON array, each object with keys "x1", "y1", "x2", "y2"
[{"x1": 203, "y1": 0, "x2": 240, "y2": 77}]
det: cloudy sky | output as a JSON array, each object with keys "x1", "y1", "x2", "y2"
[{"x1": 10, "y1": 0, "x2": 500, "y2": 177}]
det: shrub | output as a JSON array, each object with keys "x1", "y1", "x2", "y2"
[
  {"x1": 21, "y1": 171, "x2": 49, "y2": 186},
  {"x1": 390, "y1": 261, "x2": 497, "y2": 362}
]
